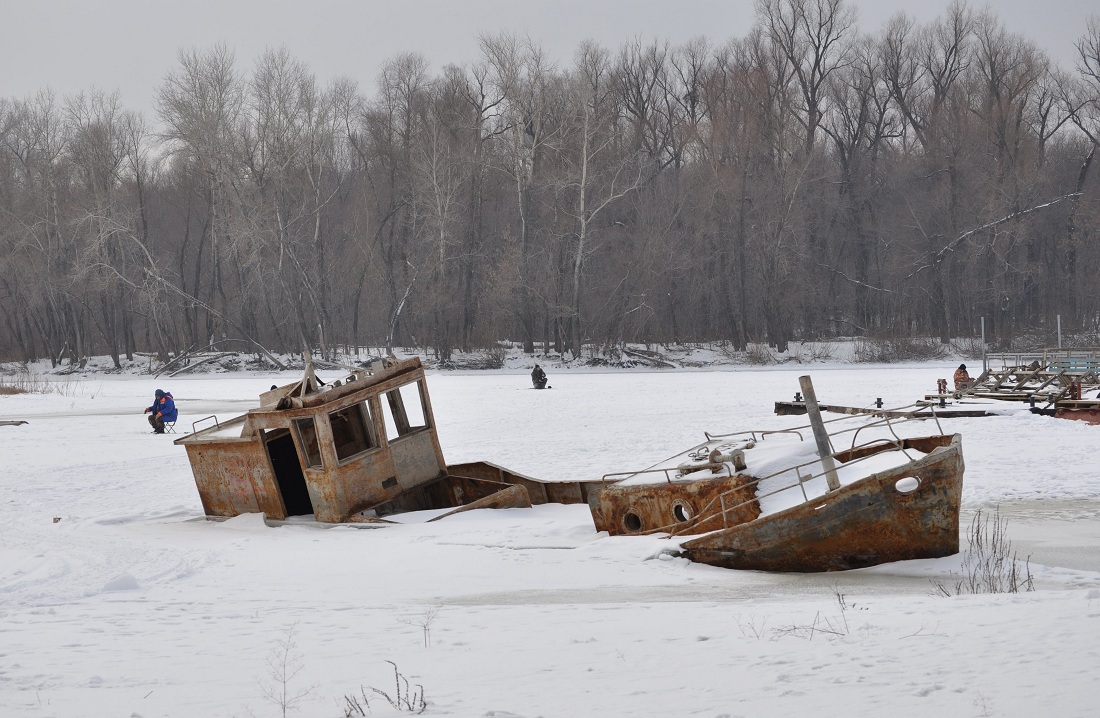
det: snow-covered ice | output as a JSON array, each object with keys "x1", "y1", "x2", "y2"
[{"x1": 1, "y1": 364, "x2": 1098, "y2": 717}]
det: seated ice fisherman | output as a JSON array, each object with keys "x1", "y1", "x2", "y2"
[
  {"x1": 531, "y1": 364, "x2": 548, "y2": 390},
  {"x1": 144, "y1": 389, "x2": 178, "y2": 433},
  {"x1": 953, "y1": 364, "x2": 972, "y2": 392}
]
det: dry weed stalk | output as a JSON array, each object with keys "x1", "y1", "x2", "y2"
[{"x1": 932, "y1": 507, "x2": 1034, "y2": 596}]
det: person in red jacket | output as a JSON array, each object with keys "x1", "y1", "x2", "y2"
[{"x1": 144, "y1": 389, "x2": 177, "y2": 433}]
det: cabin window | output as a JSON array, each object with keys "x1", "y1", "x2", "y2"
[
  {"x1": 329, "y1": 402, "x2": 375, "y2": 462},
  {"x1": 293, "y1": 418, "x2": 323, "y2": 468},
  {"x1": 382, "y1": 381, "x2": 429, "y2": 440}
]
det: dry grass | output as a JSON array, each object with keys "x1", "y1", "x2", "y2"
[
  {"x1": 932, "y1": 507, "x2": 1034, "y2": 596},
  {"x1": 0, "y1": 369, "x2": 91, "y2": 397},
  {"x1": 854, "y1": 337, "x2": 950, "y2": 363},
  {"x1": 0, "y1": 370, "x2": 46, "y2": 394}
]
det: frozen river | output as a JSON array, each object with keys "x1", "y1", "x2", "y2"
[{"x1": 2, "y1": 364, "x2": 1098, "y2": 717}]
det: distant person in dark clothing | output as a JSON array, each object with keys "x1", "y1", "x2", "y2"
[
  {"x1": 531, "y1": 364, "x2": 548, "y2": 390},
  {"x1": 953, "y1": 364, "x2": 972, "y2": 392},
  {"x1": 145, "y1": 389, "x2": 177, "y2": 433}
]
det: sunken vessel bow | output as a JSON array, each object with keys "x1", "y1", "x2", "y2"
[
  {"x1": 680, "y1": 434, "x2": 964, "y2": 572},
  {"x1": 589, "y1": 431, "x2": 964, "y2": 573}
]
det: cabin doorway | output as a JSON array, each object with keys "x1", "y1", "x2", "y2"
[{"x1": 266, "y1": 430, "x2": 314, "y2": 516}]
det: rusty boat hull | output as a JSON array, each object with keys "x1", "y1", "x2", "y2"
[
  {"x1": 680, "y1": 435, "x2": 964, "y2": 572},
  {"x1": 588, "y1": 472, "x2": 761, "y2": 537},
  {"x1": 1053, "y1": 407, "x2": 1100, "y2": 425}
]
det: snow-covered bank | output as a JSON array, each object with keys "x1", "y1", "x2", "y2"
[
  {"x1": 1, "y1": 366, "x2": 1098, "y2": 717},
  {"x1": 0, "y1": 336, "x2": 971, "y2": 379}
]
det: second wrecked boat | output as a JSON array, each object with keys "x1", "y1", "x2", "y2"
[{"x1": 587, "y1": 376, "x2": 964, "y2": 572}]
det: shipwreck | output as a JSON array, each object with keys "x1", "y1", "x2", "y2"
[
  {"x1": 588, "y1": 375, "x2": 964, "y2": 572},
  {"x1": 177, "y1": 362, "x2": 963, "y2": 573},
  {"x1": 175, "y1": 356, "x2": 599, "y2": 524}
]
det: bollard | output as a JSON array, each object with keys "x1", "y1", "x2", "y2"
[
  {"x1": 875, "y1": 397, "x2": 883, "y2": 409},
  {"x1": 794, "y1": 392, "x2": 802, "y2": 402}
]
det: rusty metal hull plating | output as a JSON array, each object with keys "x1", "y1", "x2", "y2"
[
  {"x1": 680, "y1": 435, "x2": 964, "y2": 572},
  {"x1": 589, "y1": 474, "x2": 760, "y2": 537}
]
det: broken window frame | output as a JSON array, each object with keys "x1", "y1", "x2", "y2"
[
  {"x1": 381, "y1": 380, "x2": 429, "y2": 441},
  {"x1": 328, "y1": 401, "x2": 378, "y2": 464},
  {"x1": 293, "y1": 417, "x2": 324, "y2": 469}
]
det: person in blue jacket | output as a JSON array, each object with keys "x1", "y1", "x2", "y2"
[{"x1": 144, "y1": 389, "x2": 177, "y2": 433}]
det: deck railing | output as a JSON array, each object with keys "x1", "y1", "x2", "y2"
[
  {"x1": 986, "y1": 348, "x2": 1100, "y2": 371},
  {"x1": 600, "y1": 404, "x2": 939, "y2": 537}
]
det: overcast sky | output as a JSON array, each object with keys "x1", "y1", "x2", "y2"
[{"x1": 2, "y1": 0, "x2": 1096, "y2": 117}]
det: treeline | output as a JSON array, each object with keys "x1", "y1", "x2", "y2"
[{"x1": 2, "y1": 0, "x2": 1100, "y2": 367}]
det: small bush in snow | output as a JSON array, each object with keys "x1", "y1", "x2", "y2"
[
  {"x1": 0, "y1": 367, "x2": 46, "y2": 394},
  {"x1": 736, "y1": 614, "x2": 769, "y2": 640},
  {"x1": 744, "y1": 343, "x2": 778, "y2": 365},
  {"x1": 771, "y1": 610, "x2": 849, "y2": 640},
  {"x1": 398, "y1": 606, "x2": 440, "y2": 648},
  {"x1": 853, "y1": 337, "x2": 949, "y2": 363},
  {"x1": 786, "y1": 340, "x2": 838, "y2": 363},
  {"x1": 344, "y1": 661, "x2": 426, "y2": 715},
  {"x1": 0, "y1": 368, "x2": 91, "y2": 396},
  {"x1": 932, "y1": 507, "x2": 1034, "y2": 596},
  {"x1": 770, "y1": 588, "x2": 869, "y2": 640},
  {"x1": 951, "y1": 336, "x2": 986, "y2": 360},
  {"x1": 260, "y1": 624, "x2": 314, "y2": 718}
]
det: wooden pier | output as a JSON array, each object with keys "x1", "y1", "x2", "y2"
[{"x1": 775, "y1": 348, "x2": 1100, "y2": 425}]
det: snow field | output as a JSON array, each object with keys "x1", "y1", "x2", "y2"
[{"x1": 1, "y1": 365, "x2": 1098, "y2": 717}]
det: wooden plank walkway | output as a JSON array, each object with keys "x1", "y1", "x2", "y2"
[{"x1": 774, "y1": 401, "x2": 999, "y2": 419}]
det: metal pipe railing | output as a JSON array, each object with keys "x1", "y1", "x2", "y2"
[
  {"x1": 191, "y1": 415, "x2": 222, "y2": 435},
  {"x1": 660, "y1": 437, "x2": 914, "y2": 538}
]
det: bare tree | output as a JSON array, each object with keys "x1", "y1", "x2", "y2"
[
  {"x1": 67, "y1": 90, "x2": 137, "y2": 368},
  {"x1": 481, "y1": 33, "x2": 563, "y2": 353},
  {"x1": 757, "y1": 0, "x2": 857, "y2": 155},
  {"x1": 450, "y1": 61, "x2": 507, "y2": 351},
  {"x1": 3, "y1": 91, "x2": 79, "y2": 365},
  {"x1": 1, "y1": 8, "x2": 1098, "y2": 364},
  {"x1": 557, "y1": 41, "x2": 645, "y2": 357},
  {"x1": 822, "y1": 35, "x2": 897, "y2": 329},
  {"x1": 156, "y1": 44, "x2": 244, "y2": 343},
  {"x1": 617, "y1": 38, "x2": 672, "y2": 167},
  {"x1": 1058, "y1": 17, "x2": 1100, "y2": 325}
]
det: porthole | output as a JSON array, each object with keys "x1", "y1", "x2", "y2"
[
  {"x1": 623, "y1": 511, "x2": 643, "y2": 532},
  {"x1": 895, "y1": 477, "x2": 920, "y2": 494},
  {"x1": 673, "y1": 502, "x2": 693, "y2": 523}
]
